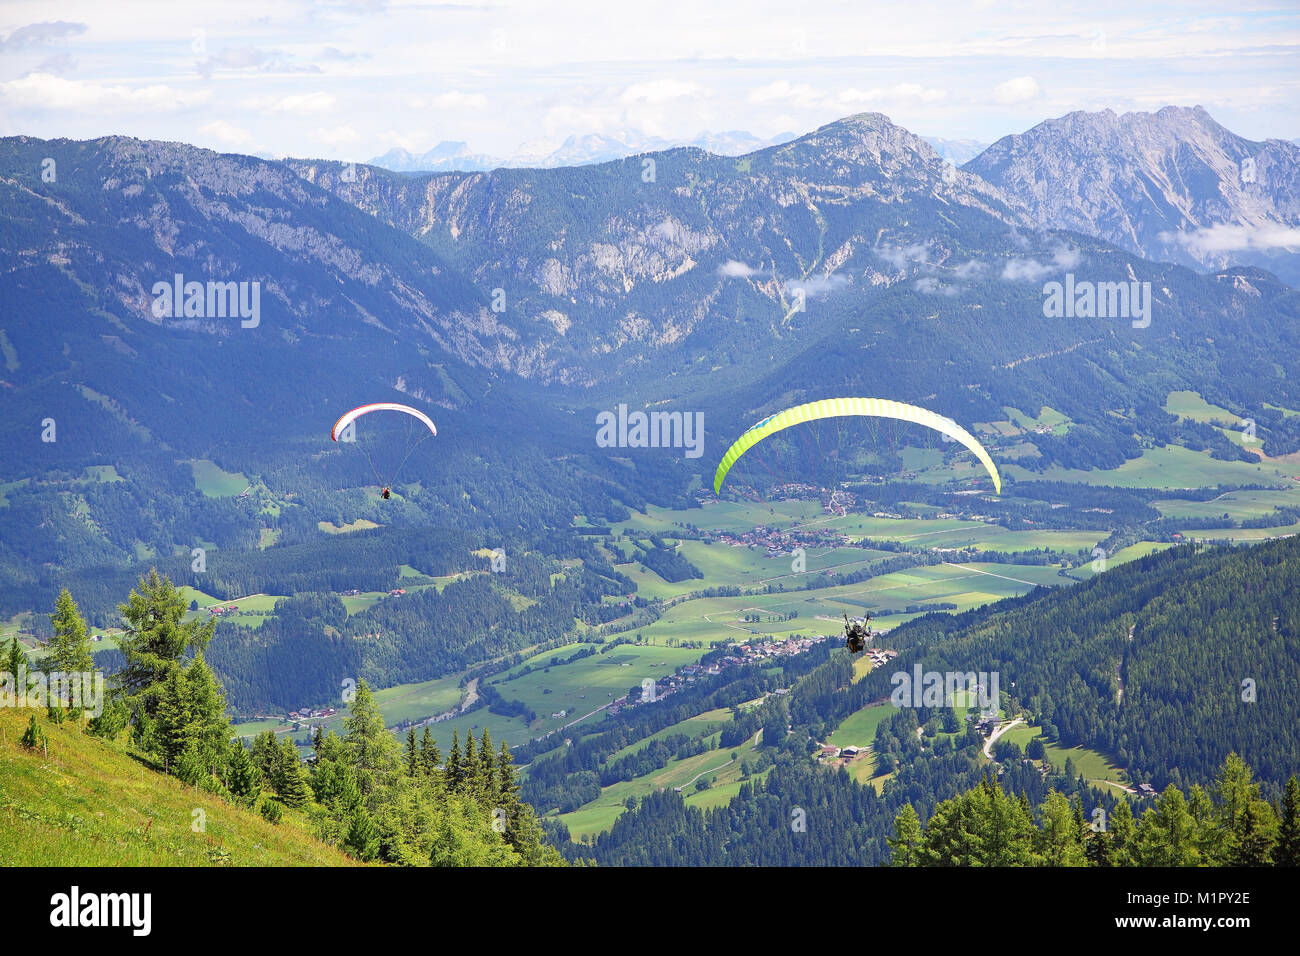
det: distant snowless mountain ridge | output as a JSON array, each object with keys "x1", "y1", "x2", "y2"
[
  {"x1": 367, "y1": 129, "x2": 803, "y2": 171},
  {"x1": 366, "y1": 131, "x2": 994, "y2": 172}
]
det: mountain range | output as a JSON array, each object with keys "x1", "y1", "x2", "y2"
[
  {"x1": 2, "y1": 105, "x2": 1299, "y2": 581},
  {"x1": 968, "y1": 106, "x2": 1300, "y2": 283}
]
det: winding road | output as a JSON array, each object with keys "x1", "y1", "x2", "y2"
[{"x1": 982, "y1": 716, "x2": 1025, "y2": 759}]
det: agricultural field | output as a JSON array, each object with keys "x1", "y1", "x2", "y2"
[
  {"x1": 81, "y1": 465, "x2": 125, "y2": 483},
  {"x1": 1002, "y1": 405, "x2": 1072, "y2": 435},
  {"x1": 605, "y1": 707, "x2": 734, "y2": 762},
  {"x1": 319, "y1": 518, "x2": 381, "y2": 534},
  {"x1": 556, "y1": 733, "x2": 762, "y2": 840},
  {"x1": 1152, "y1": 488, "x2": 1300, "y2": 522},
  {"x1": 827, "y1": 701, "x2": 893, "y2": 748},
  {"x1": 629, "y1": 559, "x2": 1067, "y2": 647},
  {"x1": 233, "y1": 671, "x2": 467, "y2": 744},
  {"x1": 1005, "y1": 443, "x2": 1291, "y2": 488},
  {"x1": 617, "y1": 539, "x2": 894, "y2": 600},
  {"x1": 1163, "y1": 390, "x2": 1240, "y2": 425},
  {"x1": 1176, "y1": 520, "x2": 1300, "y2": 542},
  {"x1": 489, "y1": 643, "x2": 707, "y2": 738}
]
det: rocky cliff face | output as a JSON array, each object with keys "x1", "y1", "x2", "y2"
[
  {"x1": 291, "y1": 113, "x2": 1031, "y2": 387},
  {"x1": 966, "y1": 106, "x2": 1300, "y2": 283}
]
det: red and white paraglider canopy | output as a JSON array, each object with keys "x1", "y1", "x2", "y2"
[{"x1": 331, "y1": 403, "x2": 437, "y2": 442}]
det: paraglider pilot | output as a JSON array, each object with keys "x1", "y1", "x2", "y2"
[
  {"x1": 843, "y1": 612, "x2": 872, "y2": 654},
  {"x1": 381, "y1": 487, "x2": 391, "y2": 500}
]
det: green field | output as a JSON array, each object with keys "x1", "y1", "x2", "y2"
[
  {"x1": 185, "y1": 459, "x2": 249, "y2": 497},
  {"x1": 319, "y1": 518, "x2": 381, "y2": 534},
  {"x1": 490, "y1": 643, "x2": 706, "y2": 737},
  {"x1": 82, "y1": 465, "x2": 124, "y2": 483},
  {"x1": 1153, "y1": 488, "x2": 1300, "y2": 521},
  {"x1": 617, "y1": 538, "x2": 894, "y2": 600},
  {"x1": 606, "y1": 707, "x2": 734, "y2": 762},
  {"x1": 0, "y1": 708, "x2": 357, "y2": 866},
  {"x1": 1001, "y1": 405, "x2": 1071, "y2": 435},
  {"x1": 994, "y1": 722, "x2": 1126, "y2": 788},
  {"x1": 1006, "y1": 443, "x2": 1291, "y2": 489},
  {"x1": 827, "y1": 701, "x2": 893, "y2": 747},
  {"x1": 1163, "y1": 390, "x2": 1239, "y2": 425},
  {"x1": 634, "y1": 559, "x2": 1065, "y2": 647},
  {"x1": 556, "y1": 734, "x2": 762, "y2": 839}
]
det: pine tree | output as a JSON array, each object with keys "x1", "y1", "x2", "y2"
[
  {"x1": 462, "y1": 733, "x2": 477, "y2": 795},
  {"x1": 227, "y1": 739, "x2": 262, "y2": 803},
  {"x1": 1212, "y1": 752, "x2": 1259, "y2": 828},
  {"x1": 344, "y1": 809, "x2": 380, "y2": 861},
  {"x1": 479, "y1": 729, "x2": 496, "y2": 803},
  {"x1": 1187, "y1": 784, "x2": 1225, "y2": 864},
  {"x1": 419, "y1": 727, "x2": 440, "y2": 777},
  {"x1": 342, "y1": 680, "x2": 399, "y2": 797},
  {"x1": 146, "y1": 652, "x2": 231, "y2": 782},
  {"x1": 1133, "y1": 786, "x2": 1201, "y2": 866},
  {"x1": 1229, "y1": 801, "x2": 1274, "y2": 866},
  {"x1": 4, "y1": 636, "x2": 24, "y2": 680},
  {"x1": 1108, "y1": 798, "x2": 1136, "y2": 866},
  {"x1": 48, "y1": 589, "x2": 93, "y2": 676},
  {"x1": 406, "y1": 727, "x2": 418, "y2": 777},
  {"x1": 888, "y1": 804, "x2": 923, "y2": 865},
  {"x1": 251, "y1": 730, "x2": 280, "y2": 780},
  {"x1": 447, "y1": 729, "x2": 461, "y2": 790},
  {"x1": 1039, "y1": 791, "x2": 1088, "y2": 866},
  {"x1": 274, "y1": 736, "x2": 311, "y2": 809},
  {"x1": 1273, "y1": 775, "x2": 1300, "y2": 866},
  {"x1": 151, "y1": 665, "x2": 191, "y2": 773},
  {"x1": 184, "y1": 653, "x2": 231, "y2": 776},
  {"x1": 1084, "y1": 827, "x2": 1112, "y2": 866},
  {"x1": 497, "y1": 741, "x2": 519, "y2": 807},
  {"x1": 116, "y1": 570, "x2": 214, "y2": 718}
]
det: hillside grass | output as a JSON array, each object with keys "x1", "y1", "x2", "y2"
[{"x1": 0, "y1": 708, "x2": 358, "y2": 866}]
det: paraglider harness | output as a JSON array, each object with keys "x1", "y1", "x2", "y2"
[
  {"x1": 843, "y1": 612, "x2": 872, "y2": 654},
  {"x1": 381, "y1": 487, "x2": 391, "y2": 500}
]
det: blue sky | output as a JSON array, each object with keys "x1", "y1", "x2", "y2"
[{"x1": 1, "y1": 0, "x2": 1297, "y2": 160}]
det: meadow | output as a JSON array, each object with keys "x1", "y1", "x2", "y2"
[
  {"x1": 0, "y1": 707, "x2": 356, "y2": 866},
  {"x1": 185, "y1": 459, "x2": 249, "y2": 497}
]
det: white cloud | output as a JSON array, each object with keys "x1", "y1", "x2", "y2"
[
  {"x1": 244, "y1": 91, "x2": 336, "y2": 114},
  {"x1": 1053, "y1": 243, "x2": 1082, "y2": 268},
  {"x1": 916, "y1": 276, "x2": 958, "y2": 295},
  {"x1": 1160, "y1": 223, "x2": 1300, "y2": 254},
  {"x1": 198, "y1": 120, "x2": 254, "y2": 147},
  {"x1": 1002, "y1": 242, "x2": 1082, "y2": 280},
  {"x1": 749, "y1": 81, "x2": 820, "y2": 106},
  {"x1": 310, "y1": 125, "x2": 360, "y2": 146},
  {"x1": 718, "y1": 260, "x2": 761, "y2": 278},
  {"x1": 836, "y1": 84, "x2": 947, "y2": 107},
  {"x1": 0, "y1": 73, "x2": 208, "y2": 113},
  {"x1": 428, "y1": 91, "x2": 488, "y2": 110},
  {"x1": 992, "y1": 76, "x2": 1041, "y2": 105},
  {"x1": 621, "y1": 79, "x2": 703, "y2": 104},
  {"x1": 1002, "y1": 257, "x2": 1054, "y2": 281},
  {"x1": 875, "y1": 241, "x2": 933, "y2": 270},
  {"x1": 785, "y1": 274, "x2": 848, "y2": 297}
]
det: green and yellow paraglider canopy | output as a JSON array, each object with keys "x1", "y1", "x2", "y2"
[{"x1": 712, "y1": 397, "x2": 1001, "y2": 495}]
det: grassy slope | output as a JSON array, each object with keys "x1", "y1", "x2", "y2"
[{"x1": 0, "y1": 708, "x2": 358, "y2": 866}]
